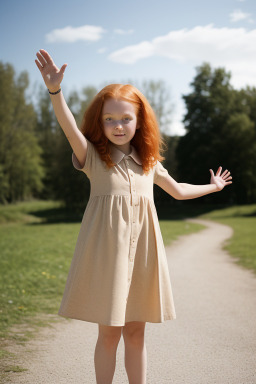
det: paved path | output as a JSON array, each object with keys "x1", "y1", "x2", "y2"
[{"x1": 7, "y1": 219, "x2": 256, "y2": 384}]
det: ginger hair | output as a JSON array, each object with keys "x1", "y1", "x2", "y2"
[{"x1": 80, "y1": 83, "x2": 167, "y2": 174}]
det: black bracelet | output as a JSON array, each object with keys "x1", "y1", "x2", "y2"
[{"x1": 48, "y1": 88, "x2": 61, "y2": 95}]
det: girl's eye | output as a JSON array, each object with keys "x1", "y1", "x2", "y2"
[
  {"x1": 105, "y1": 117, "x2": 112, "y2": 121},
  {"x1": 123, "y1": 117, "x2": 131, "y2": 121}
]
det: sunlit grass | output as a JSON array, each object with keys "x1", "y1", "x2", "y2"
[{"x1": 198, "y1": 204, "x2": 256, "y2": 274}]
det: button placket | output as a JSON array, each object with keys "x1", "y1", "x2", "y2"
[{"x1": 124, "y1": 156, "x2": 139, "y2": 301}]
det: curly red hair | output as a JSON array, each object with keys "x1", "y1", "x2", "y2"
[{"x1": 80, "y1": 84, "x2": 167, "y2": 174}]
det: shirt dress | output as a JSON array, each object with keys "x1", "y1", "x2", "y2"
[{"x1": 58, "y1": 139, "x2": 176, "y2": 326}]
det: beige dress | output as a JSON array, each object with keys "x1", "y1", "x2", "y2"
[{"x1": 58, "y1": 139, "x2": 176, "y2": 326}]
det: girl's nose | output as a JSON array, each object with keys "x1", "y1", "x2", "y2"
[{"x1": 114, "y1": 120, "x2": 122, "y2": 129}]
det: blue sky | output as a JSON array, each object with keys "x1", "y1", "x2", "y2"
[{"x1": 1, "y1": 0, "x2": 256, "y2": 135}]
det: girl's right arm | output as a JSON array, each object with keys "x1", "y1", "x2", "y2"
[{"x1": 35, "y1": 49, "x2": 87, "y2": 168}]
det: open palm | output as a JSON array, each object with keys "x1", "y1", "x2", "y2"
[
  {"x1": 35, "y1": 49, "x2": 67, "y2": 92},
  {"x1": 210, "y1": 167, "x2": 232, "y2": 191}
]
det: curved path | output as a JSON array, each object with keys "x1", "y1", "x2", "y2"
[{"x1": 7, "y1": 219, "x2": 256, "y2": 384}]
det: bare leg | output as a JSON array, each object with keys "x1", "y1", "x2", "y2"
[
  {"x1": 122, "y1": 321, "x2": 147, "y2": 384},
  {"x1": 94, "y1": 324, "x2": 122, "y2": 384}
]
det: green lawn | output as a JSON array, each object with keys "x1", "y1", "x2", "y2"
[
  {"x1": 0, "y1": 199, "x2": 255, "y2": 379},
  {"x1": 198, "y1": 204, "x2": 256, "y2": 273}
]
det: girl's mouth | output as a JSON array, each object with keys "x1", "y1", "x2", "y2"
[{"x1": 114, "y1": 134, "x2": 125, "y2": 136}]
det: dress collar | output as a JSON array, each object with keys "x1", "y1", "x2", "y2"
[{"x1": 109, "y1": 143, "x2": 142, "y2": 165}]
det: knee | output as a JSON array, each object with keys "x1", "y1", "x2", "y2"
[
  {"x1": 98, "y1": 325, "x2": 122, "y2": 350},
  {"x1": 123, "y1": 327, "x2": 145, "y2": 348}
]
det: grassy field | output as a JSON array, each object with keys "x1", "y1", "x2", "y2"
[
  {"x1": 198, "y1": 204, "x2": 256, "y2": 273},
  {"x1": 0, "y1": 199, "x2": 255, "y2": 379}
]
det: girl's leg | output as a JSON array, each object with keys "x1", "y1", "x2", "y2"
[
  {"x1": 122, "y1": 321, "x2": 147, "y2": 384},
  {"x1": 94, "y1": 323, "x2": 122, "y2": 384}
]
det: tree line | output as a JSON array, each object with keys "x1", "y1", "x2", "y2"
[{"x1": 0, "y1": 61, "x2": 255, "y2": 209}]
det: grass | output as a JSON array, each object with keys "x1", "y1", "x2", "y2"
[
  {"x1": 197, "y1": 204, "x2": 256, "y2": 274},
  {"x1": 0, "y1": 199, "x2": 256, "y2": 381}
]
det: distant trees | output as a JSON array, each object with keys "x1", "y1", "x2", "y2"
[
  {"x1": 1, "y1": 61, "x2": 256, "y2": 206},
  {"x1": 176, "y1": 63, "x2": 256, "y2": 204},
  {"x1": 140, "y1": 80, "x2": 173, "y2": 135},
  {"x1": 50, "y1": 87, "x2": 97, "y2": 211},
  {"x1": 0, "y1": 62, "x2": 44, "y2": 203}
]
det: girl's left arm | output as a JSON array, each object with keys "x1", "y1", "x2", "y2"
[{"x1": 178, "y1": 166, "x2": 232, "y2": 200}]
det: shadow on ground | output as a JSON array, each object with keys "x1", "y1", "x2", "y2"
[
  {"x1": 26, "y1": 204, "x2": 87, "y2": 225},
  {"x1": 26, "y1": 200, "x2": 236, "y2": 225},
  {"x1": 156, "y1": 201, "x2": 232, "y2": 220}
]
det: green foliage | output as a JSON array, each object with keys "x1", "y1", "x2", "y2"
[
  {"x1": 0, "y1": 62, "x2": 44, "y2": 203},
  {"x1": 34, "y1": 86, "x2": 59, "y2": 199},
  {"x1": 198, "y1": 204, "x2": 256, "y2": 274},
  {"x1": 176, "y1": 63, "x2": 256, "y2": 204},
  {"x1": 50, "y1": 87, "x2": 97, "y2": 210},
  {"x1": 33, "y1": 86, "x2": 97, "y2": 208},
  {"x1": 154, "y1": 134, "x2": 180, "y2": 204}
]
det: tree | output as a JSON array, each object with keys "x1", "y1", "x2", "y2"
[
  {"x1": 0, "y1": 62, "x2": 44, "y2": 203},
  {"x1": 140, "y1": 80, "x2": 173, "y2": 134},
  {"x1": 176, "y1": 63, "x2": 256, "y2": 204},
  {"x1": 50, "y1": 86, "x2": 97, "y2": 210},
  {"x1": 221, "y1": 113, "x2": 256, "y2": 203},
  {"x1": 35, "y1": 85, "x2": 59, "y2": 199}
]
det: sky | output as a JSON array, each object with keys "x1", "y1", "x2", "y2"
[{"x1": 1, "y1": 0, "x2": 256, "y2": 136}]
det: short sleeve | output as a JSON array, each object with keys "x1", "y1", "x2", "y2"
[
  {"x1": 72, "y1": 139, "x2": 96, "y2": 179},
  {"x1": 154, "y1": 161, "x2": 169, "y2": 188}
]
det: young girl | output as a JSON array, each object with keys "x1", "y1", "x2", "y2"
[{"x1": 35, "y1": 49, "x2": 232, "y2": 384}]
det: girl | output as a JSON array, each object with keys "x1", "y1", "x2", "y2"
[{"x1": 35, "y1": 49, "x2": 232, "y2": 384}]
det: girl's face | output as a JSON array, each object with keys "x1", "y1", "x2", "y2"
[{"x1": 102, "y1": 98, "x2": 139, "y2": 154}]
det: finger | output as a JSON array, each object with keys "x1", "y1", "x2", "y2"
[
  {"x1": 216, "y1": 166, "x2": 222, "y2": 176},
  {"x1": 225, "y1": 181, "x2": 233, "y2": 185},
  {"x1": 60, "y1": 63, "x2": 68, "y2": 75},
  {"x1": 221, "y1": 170, "x2": 229, "y2": 177},
  {"x1": 36, "y1": 52, "x2": 47, "y2": 67},
  {"x1": 39, "y1": 49, "x2": 54, "y2": 65},
  {"x1": 222, "y1": 172, "x2": 231, "y2": 180},
  {"x1": 35, "y1": 59, "x2": 43, "y2": 72}
]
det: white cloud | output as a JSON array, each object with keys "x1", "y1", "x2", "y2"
[
  {"x1": 98, "y1": 47, "x2": 107, "y2": 54},
  {"x1": 114, "y1": 29, "x2": 134, "y2": 35},
  {"x1": 229, "y1": 9, "x2": 251, "y2": 22},
  {"x1": 109, "y1": 41, "x2": 155, "y2": 64},
  {"x1": 46, "y1": 25, "x2": 106, "y2": 43},
  {"x1": 108, "y1": 24, "x2": 256, "y2": 88}
]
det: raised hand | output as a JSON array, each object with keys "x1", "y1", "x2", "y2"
[
  {"x1": 35, "y1": 49, "x2": 67, "y2": 92},
  {"x1": 209, "y1": 167, "x2": 233, "y2": 191}
]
